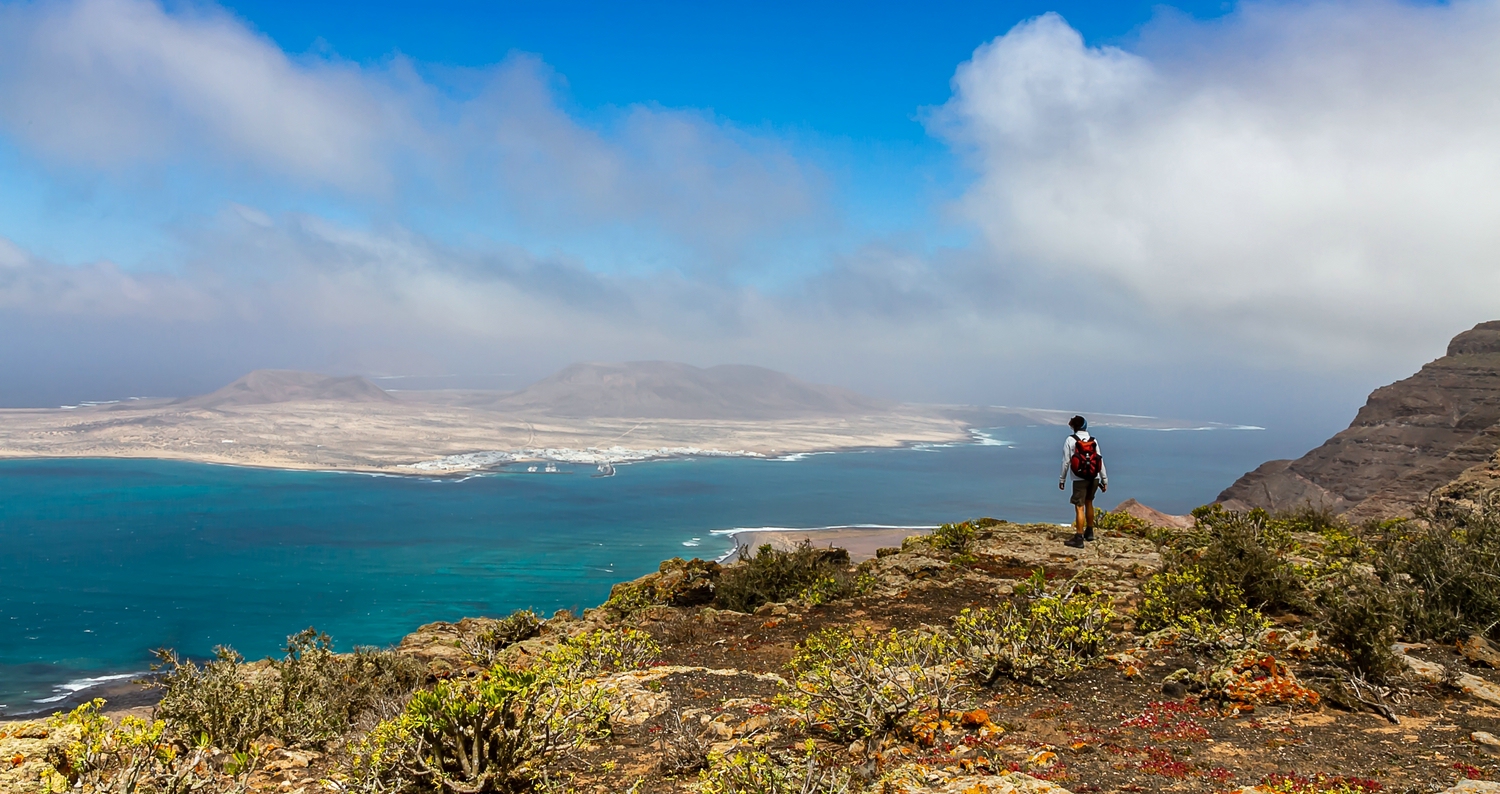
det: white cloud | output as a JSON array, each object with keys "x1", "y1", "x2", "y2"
[
  {"x1": 0, "y1": 0, "x2": 823, "y2": 267},
  {"x1": 937, "y1": 2, "x2": 1500, "y2": 368},
  {"x1": 0, "y1": 0, "x2": 403, "y2": 191}
]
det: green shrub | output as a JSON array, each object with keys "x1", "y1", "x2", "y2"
[
  {"x1": 783, "y1": 627, "x2": 959, "y2": 740},
  {"x1": 928, "y1": 521, "x2": 977, "y2": 553},
  {"x1": 544, "y1": 628, "x2": 661, "y2": 679},
  {"x1": 1179, "y1": 506, "x2": 1307, "y2": 613},
  {"x1": 341, "y1": 666, "x2": 608, "y2": 794},
  {"x1": 900, "y1": 520, "x2": 983, "y2": 557},
  {"x1": 1094, "y1": 509, "x2": 1150, "y2": 536},
  {"x1": 154, "y1": 628, "x2": 424, "y2": 752},
  {"x1": 714, "y1": 542, "x2": 855, "y2": 613},
  {"x1": 1310, "y1": 564, "x2": 1402, "y2": 680},
  {"x1": 1135, "y1": 566, "x2": 1270, "y2": 651},
  {"x1": 952, "y1": 569, "x2": 1115, "y2": 684},
  {"x1": 698, "y1": 748, "x2": 853, "y2": 794},
  {"x1": 152, "y1": 646, "x2": 273, "y2": 753},
  {"x1": 1373, "y1": 506, "x2": 1500, "y2": 642},
  {"x1": 41, "y1": 699, "x2": 221, "y2": 793},
  {"x1": 458, "y1": 610, "x2": 543, "y2": 666}
]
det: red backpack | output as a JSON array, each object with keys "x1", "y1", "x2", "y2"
[{"x1": 1069, "y1": 434, "x2": 1102, "y2": 479}]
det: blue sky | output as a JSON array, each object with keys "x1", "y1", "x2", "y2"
[
  {"x1": 0, "y1": 0, "x2": 1494, "y2": 431},
  {"x1": 215, "y1": 1, "x2": 1234, "y2": 138}
]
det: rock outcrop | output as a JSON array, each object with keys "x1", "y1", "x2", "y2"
[
  {"x1": 1113, "y1": 498, "x2": 1194, "y2": 529},
  {"x1": 1219, "y1": 321, "x2": 1500, "y2": 519}
]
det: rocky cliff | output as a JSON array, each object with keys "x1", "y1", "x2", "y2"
[{"x1": 1219, "y1": 321, "x2": 1500, "y2": 519}]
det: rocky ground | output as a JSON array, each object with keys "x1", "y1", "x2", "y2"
[{"x1": 5, "y1": 521, "x2": 1500, "y2": 794}]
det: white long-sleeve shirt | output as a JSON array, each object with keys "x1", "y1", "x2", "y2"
[{"x1": 1061, "y1": 431, "x2": 1108, "y2": 485}]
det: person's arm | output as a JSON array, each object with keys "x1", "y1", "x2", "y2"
[
  {"x1": 1060, "y1": 436, "x2": 1073, "y2": 487},
  {"x1": 1098, "y1": 441, "x2": 1108, "y2": 490}
]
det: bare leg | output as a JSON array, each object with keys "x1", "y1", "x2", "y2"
[
  {"x1": 1074, "y1": 504, "x2": 1086, "y2": 532},
  {"x1": 1085, "y1": 501, "x2": 1095, "y2": 530}
]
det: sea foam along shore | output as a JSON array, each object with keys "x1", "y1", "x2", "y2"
[{"x1": 402, "y1": 445, "x2": 767, "y2": 472}]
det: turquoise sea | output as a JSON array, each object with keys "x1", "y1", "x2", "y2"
[{"x1": 0, "y1": 424, "x2": 1305, "y2": 714}]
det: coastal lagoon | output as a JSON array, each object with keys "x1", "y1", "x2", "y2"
[{"x1": 0, "y1": 424, "x2": 1304, "y2": 714}]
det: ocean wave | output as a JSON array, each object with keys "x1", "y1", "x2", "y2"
[
  {"x1": 968, "y1": 429, "x2": 1013, "y2": 447},
  {"x1": 35, "y1": 672, "x2": 141, "y2": 704}
]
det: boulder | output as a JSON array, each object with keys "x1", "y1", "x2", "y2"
[{"x1": 608, "y1": 557, "x2": 722, "y2": 609}]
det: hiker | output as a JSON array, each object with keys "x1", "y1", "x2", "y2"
[{"x1": 1059, "y1": 415, "x2": 1106, "y2": 548}]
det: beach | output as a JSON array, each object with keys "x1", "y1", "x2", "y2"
[{"x1": 727, "y1": 526, "x2": 935, "y2": 562}]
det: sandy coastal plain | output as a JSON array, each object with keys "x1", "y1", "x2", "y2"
[
  {"x1": 0, "y1": 364, "x2": 1244, "y2": 476},
  {"x1": 0, "y1": 397, "x2": 972, "y2": 475}
]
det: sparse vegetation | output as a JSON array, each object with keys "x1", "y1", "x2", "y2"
[
  {"x1": 1374, "y1": 505, "x2": 1500, "y2": 642},
  {"x1": 22, "y1": 506, "x2": 1500, "y2": 794},
  {"x1": 153, "y1": 628, "x2": 423, "y2": 752},
  {"x1": 714, "y1": 542, "x2": 858, "y2": 613},
  {"x1": 41, "y1": 699, "x2": 224, "y2": 794},
  {"x1": 1094, "y1": 508, "x2": 1151, "y2": 536},
  {"x1": 545, "y1": 628, "x2": 662, "y2": 678},
  {"x1": 698, "y1": 748, "x2": 853, "y2": 794},
  {"x1": 341, "y1": 665, "x2": 609, "y2": 794},
  {"x1": 951, "y1": 569, "x2": 1114, "y2": 685},
  {"x1": 458, "y1": 610, "x2": 544, "y2": 666},
  {"x1": 783, "y1": 626, "x2": 961, "y2": 740}
]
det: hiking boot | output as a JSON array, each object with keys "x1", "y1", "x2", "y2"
[
  {"x1": 1083, "y1": 527, "x2": 1095, "y2": 542},
  {"x1": 1064, "y1": 535, "x2": 1086, "y2": 549}
]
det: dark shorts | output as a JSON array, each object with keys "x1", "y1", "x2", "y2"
[{"x1": 1070, "y1": 478, "x2": 1099, "y2": 506}]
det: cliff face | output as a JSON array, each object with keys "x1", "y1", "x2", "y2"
[{"x1": 1218, "y1": 321, "x2": 1500, "y2": 519}]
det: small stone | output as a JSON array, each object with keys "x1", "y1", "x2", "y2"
[
  {"x1": 1398, "y1": 653, "x2": 1446, "y2": 683},
  {"x1": 737, "y1": 715, "x2": 772, "y2": 735},
  {"x1": 1442, "y1": 781, "x2": 1500, "y2": 793},
  {"x1": 1473, "y1": 730, "x2": 1500, "y2": 756},
  {"x1": 1458, "y1": 635, "x2": 1500, "y2": 668},
  {"x1": 1455, "y1": 672, "x2": 1500, "y2": 707},
  {"x1": 1161, "y1": 680, "x2": 1189, "y2": 700}
]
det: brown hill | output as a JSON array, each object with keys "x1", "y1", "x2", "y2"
[
  {"x1": 176, "y1": 370, "x2": 396, "y2": 409},
  {"x1": 485, "y1": 361, "x2": 890, "y2": 420},
  {"x1": 1218, "y1": 321, "x2": 1500, "y2": 518}
]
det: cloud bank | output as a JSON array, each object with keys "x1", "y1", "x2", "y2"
[
  {"x1": 0, "y1": 0, "x2": 1497, "y2": 430},
  {"x1": 936, "y1": 2, "x2": 1500, "y2": 366}
]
